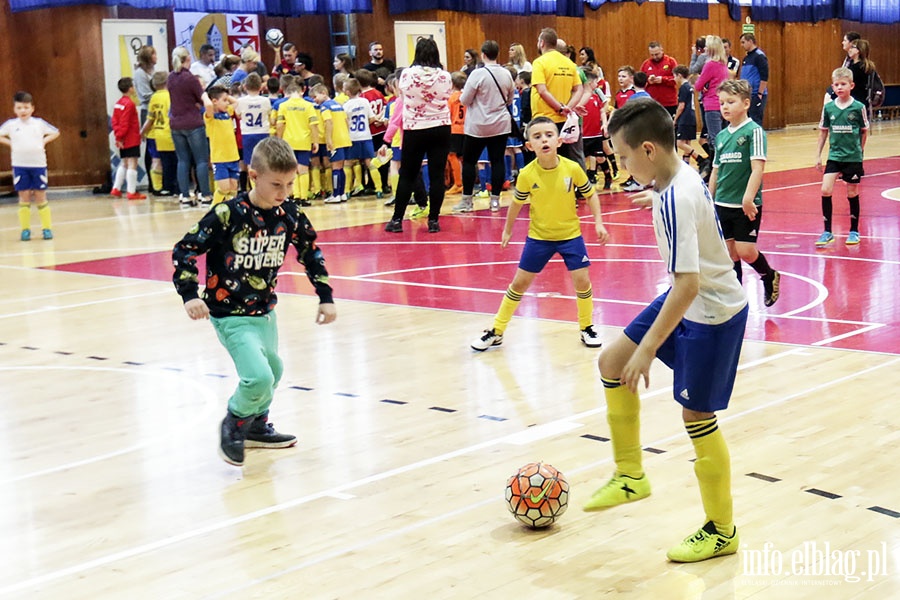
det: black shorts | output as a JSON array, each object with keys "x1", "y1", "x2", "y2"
[
  {"x1": 716, "y1": 204, "x2": 763, "y2": 243},
  {"x1": 450, "y1": 133, "x2": 465, "y2": 156},
  {"x1": 583, "y1": 136, "x2": 604, "y2": 157},
  {"x1": 824, "y1": 160, "x2": 864, "y2": 183},
  {"x1": 120, "y1": 145, "x2": 141, "y2": 158},
  {"x1": 676, "y1": 125, "x2": 696, "y2": 141}
]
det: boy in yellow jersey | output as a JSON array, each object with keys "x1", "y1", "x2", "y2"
[
  {"x1": 140, "y1": 72, "x2": 177, "y2": 196},
  {"x1": 311, "y1": 83, "x2": 351, "y2": 204},
  {"x1": 276, "y1": 81, "x2": 319, "y2": 202},
  {"x1": 584, "y1": 98, "x2": 748, "y2": 564},
  {"x1": 203, "y1": 85, "x2": 240, "y2": 206},
  {"x1": 471, "y1": 116, "x2": 609, "y2": 351}
]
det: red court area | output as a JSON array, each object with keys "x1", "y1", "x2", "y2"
[{"x1": 52, "y1": 159, "x2": 900, "y2": 355}]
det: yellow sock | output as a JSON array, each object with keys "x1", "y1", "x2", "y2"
[
  {"x1": 213, "y1": 187, "x2": 227, "y2": 206},
  {"x1": 389, "y1": 172, "x2": 399, "y2": 194},
  {"x1": 687, "y1": 416, "x2": 733, "y2": 535},
  {"x1": 492, "y1": 286, "x2": 524, "y2": 334},
  {"x1": 299, "y1": 172, "x2": 310, "y2": 200},
  {"x1": 344, "y1": 166, "x2": 354, "y2": 191},
  {"x1": 603, "y1": 377, "x2": 643, "y2": 478},
  {"x1": 324, "y1": 167, "x2": 333, "y2": 193},
  {"x1": 310, "y1": 167, "x2": 321, "y2": 196},
  {"x1": 368, "y1": 165, "x2": 383, "y2": 190},
  {"x1": 150, "y1": 169, "x2": 163, "y2": 191},
  {"x1": 292, "y1": 176, "x2": 302, "y2": 199},
  {"x1": 353, "y1": 164, "x2": 362, "y2": 188},
  {"x1": 576, "y1": 286, "x2": 593, "y2": 330},
  {"x1": 18, "y1": 202, "x2": 31, "y2": 230},
  {"x1": 37, "y1": 202, "x2": 52, "y2": 229}
]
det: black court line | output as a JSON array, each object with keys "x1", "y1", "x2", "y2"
[
  {"x1": 334, "y1": 392, "x2": 358, "y2": 398},
  {"x1": 746, "y1": 472, "x2": 782, "y2": 483},
  {"x1": 868, "y1": 506, "x2": 900, "y2": 518},
  {"x1": 429, "y1": 406, "x2": 456, "y2": 413},
  {"x1": 87, "y1": 356, "x2": 108, "y2": 361},
  {"x1": 580, "y1": 434, "x2": 609, "y2": 442},
  {"x1": 162, "y1": 366, "x2": 183, "y2": 372},
  {"x1": 643, "y1": 447, "x2": 666, "y2": 454},
  {"x1": 380, "y1": 399, "x2": 407, "y2": 405},
  {"x1": 122, "y1": 360, "x2": 143, "y2": 365},
  {"x1": 478, "y1": 415, "x2": 507, "y2": 422},
  {"x1": 204, "y1": 373, "x2": 228, "y2": 379},
  {"x1": 805, "y1": 488, "x2": 842, "y2": 500},
  {"x1": 289, "y1": 385, "x2": 313, "y2": 391},
  {"x1": 21, "y1": 346, "x2": 38, "y2": 350},
  {"x1": 55, "y1": 351, "x2": 73, "y2": 355}
]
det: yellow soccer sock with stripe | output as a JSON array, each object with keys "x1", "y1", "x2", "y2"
[
  {"x1": 292, "y1": 176, "x2": 302, "y2": 199},
  {"x1": 603, "y1": 377, "x2": 643, "y2": 478},
  {"x1": 310, "y1": 167, "x2": 321, "y2": 196},
  {"x1": 324, "y1": 167, "x2": 333, "y2": 194},
  {"x1": 492, "y1": 286, "x2": 524, "y2": 334},
  {"x1": 38, "y1": 202, "x2": 52, "y2": 229},
  {"x1": 687, "y1": 416, "x2": 734, "y2": 536},
  {"x1": 576, "y1": 286, "x2": 593, "y2": 330},
  {"x1": 150, "y1": 169, "x2": 163, "y2": 192},
  {"x1": 18, "y1": 202, "x2": 31, "y2": 230},
  {"x1": 344, "y1": 166, "x2": 355, "y2": 192},
  {"x1": 368, "y1": 164, "x2": 383, "y2": 190},
  {"x1": 299, "y1": 172, "x2": 310, "y2": 200},
  {"x1": 213, "y1": 186, "x2": 227, "y2": 206},
  {"x1": 389, "y1": 172, "x2": 399, "y2": 195},
  {"x1": 353, "y1": 164, "x2": 362, "y2": 189}
]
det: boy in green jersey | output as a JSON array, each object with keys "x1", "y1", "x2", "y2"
[
  {"x1": 815, "y1": 67, "x2": 869, "y2": 246},
  {"x1": 709, "y1": 79, "x2": 780, "y2": 307}
]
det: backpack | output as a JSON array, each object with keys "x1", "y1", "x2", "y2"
[{"x1": 868, "y1": 70, "x2": 885, "y2": 109}]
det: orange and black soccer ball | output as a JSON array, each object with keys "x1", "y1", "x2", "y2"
[{"x1": 505, "y1": 462, "x2": 569, "y2": 528}]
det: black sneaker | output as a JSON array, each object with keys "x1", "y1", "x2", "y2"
[
  {"x1": 427, "y1": 219, "x2": 440, "y2": 233},
  {"x1": 219, "y1": 411, "x2": 253, "y2": 466},
  {"x1": 763, "y1": 270, "x2": 781, "y2": 307},
  {"x1": 385, "y1": 218, "x2": 403, "y2": 233},
  {"x1": 245, "y1": 412, "x2": 297, "y2": 449}
]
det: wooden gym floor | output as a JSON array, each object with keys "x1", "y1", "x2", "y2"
[{"x1": 1, "y1": 122, "x2": 899, "y2": 599}]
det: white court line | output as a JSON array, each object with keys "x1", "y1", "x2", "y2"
[
  {"x1": 0, "y1": 280, "x2": 142, "y2": 306},
  {"x1": 0, "y1": 345, "x2": 819, "y2": 596},
  {"x1": 0, "y1": 289, "x2": 171, "y2": 320},
  {"x1": 811, "y1": 323, "x2": 886, "y2": 347},
  {"x1": 209, "y1": 354, "x2": 900, "y2": 597}
]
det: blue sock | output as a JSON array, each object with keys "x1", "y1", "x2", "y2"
[
  {"x1": 333, "y1": 168, "x2": 345, "y2": 196},
  {"x1": 421, "y1": 161, "x2": 430, "y2": 190},
  {"x1": 515, "y1": 152, "x2": 524, "y2": 171},
  {"x1": 478, "y1": 165, "x2": 488, "y2": 191},
  {"x1": 505, "y1": 155, "x2": 513, "y2": 180}
]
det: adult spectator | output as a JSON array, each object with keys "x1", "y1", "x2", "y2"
[
  {"x1": 508, "y1": 43, "x2": 532, "y2": 73},
  {"x1": 167, "y1": 47, "x2": 212, "y2": 205},
  {"x1": 848, "y1": 39, "x2": 876, "y2": 108},
  {"x1": 190, "y1": 44, "x2": 217, "y2": 87},
  {"x1": 722, "y1": 38, "x2": 740, "y2": 79},
  {"x1": 841, "y1": 31, "x2": 861, "y2": 68},
  {"x1": 640, "y1": 41, "x2": 678, "y2": 115},
  {"x1": 382, "y1": 38, "x2": 452, "y2": 234},
  {"x1": 271, "y1": 42, "x2": 302, "y2": 78},
  {"x1": 230, "y1": 47, "x2": 260, "y2": 85},
  {"x1": 531, "y1": 29, "x2": 582, "y2": 162},
  {"x1": 333, "y1": 53, "x2": 354, "y2": 76},
  {"x1": 689, "y1": 37, "x2": 708, "y2": 75},
  {"x1": 461, "y1": 49, "x2": 478, "y2": 77},
  {"x1": 694, "y1": 36, "x2": 730, "y2": 160},
  {"x1": 452, "y1": 40, "x2": 515, "y2": 214},
  {"x1": 740, "y1": 33, "x2": 769, "y2": 125},
  {"x1": 206, "y1": 55, "x2": 240, "y2": 91},
  {"x1": 579, "y1": 46, "x2": 598, "y2": 72},
  {"x1": 134, "y1": 45, "x2": 158, "y2": 193},
  {"x1": 362, "y1": 41, "x2": 396, "y2": 93}
]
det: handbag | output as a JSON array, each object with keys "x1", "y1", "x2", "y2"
[{"x1": 484, "y1": 66, "x2": 523, "y2": 141}]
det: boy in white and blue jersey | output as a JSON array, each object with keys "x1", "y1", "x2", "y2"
[
  {"x1": 0, "y1": 91, "x2": 60, "y2": 241},
  {"x1": 584, "y1": 98, "x2": 748, "y2": 565},
  {"x1": 235, "y1": 73, "x2": 272, "y2": 176},
  {"x1": 342, "y1": 78, "x2": 382, "y2": 197}
]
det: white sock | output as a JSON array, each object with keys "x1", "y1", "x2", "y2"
[
  {"x1": 113, "y1": 163, "x2": 127, "y2": 190},
  {"x1": 126, "y1": 169, "x2": 138, "y2": 194}
]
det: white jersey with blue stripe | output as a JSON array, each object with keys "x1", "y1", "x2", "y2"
[{"x1": 652, "y1": 162, "x2": 747, "y2": 325}]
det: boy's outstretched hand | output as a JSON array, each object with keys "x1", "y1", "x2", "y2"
[
  {"x1": 184, "y1": 298, "x2": 210, "y2": 320},
  {"x1": 595, "y1": 223, "x2": 610, "y2": 244},
  {"x1": 317, "y1": 303, "x2": 337, "y2": 324}
]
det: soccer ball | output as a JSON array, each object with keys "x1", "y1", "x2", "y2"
[
  {"x1": 505, "y1": 462, "x2": 569, "y2": 528},
  {"x1": 265, "y1": 28, "x2": 284, "y2": 48}
]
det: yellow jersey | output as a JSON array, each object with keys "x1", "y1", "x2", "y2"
[
  {"x1": 513, "y1": 156, "x2": 593, "y2": 241},
  {"x1": 146, "y1": 90, "x2": 174, "y2": 152},
  {"x1": 277, "y1": 96, "x2": 318, "y2": 151},
  {"x1": 318, "y1": 99, "x2": 352, "y2": 149},
  {"x1": 531, "y1": 51, "x2": 581, "y2": 123},
  {"x1": 204, "y1": 106, "x2": 239, "y2": 164}
]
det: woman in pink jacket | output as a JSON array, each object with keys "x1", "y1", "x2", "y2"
[
  {"x1": 694, "y1": 36, "x2": 730, "y2": 162},
  {"x1": 381, "y1": 38, "x2": 452, "y2": 234}
]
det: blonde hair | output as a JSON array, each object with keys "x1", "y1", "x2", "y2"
[
  {"x1": 705, "y1": 36, "x2": 726, "y2": 65},
  {"x1": 250, "y1": 137, "x2": 298, "y2": 174},
  {"x1": 509, "y1": 43, "x2": 528, "y2": 68},
  {"x1": 137, "y1": 46, "x2": 156, "y2": 72},
  {"x1": 718, "y1": 78, "x2": 751, "y2": 100},
  {"x1": 171, "y1": 47, "x2": 191, "y2": 72},
  {"x1": 832, "y1": 67, "x2": 853, "y2": 83}
]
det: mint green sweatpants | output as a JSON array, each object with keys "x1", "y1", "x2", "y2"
[{"x1": 211, "y1": 312, "x2": 284, "y2": 418}]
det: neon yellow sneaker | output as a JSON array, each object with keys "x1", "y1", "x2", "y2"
[
  {"x1": 410, "y1": 203, "x2": 429, "y2": 218},
  {"x1": 582, "y1": 473, "x2": 650, "y2": 511},
  {"x1": 667, "y1": 521, "x2": 739, "y2": 563}
]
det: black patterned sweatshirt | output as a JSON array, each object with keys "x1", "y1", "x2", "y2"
[{"x1": 172, "y1": 194, "x2": 333, "y2": 317}]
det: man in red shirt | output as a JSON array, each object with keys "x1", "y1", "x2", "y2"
[{"x1": 640, "y1": 42, "x2": 678, "y2": 116}]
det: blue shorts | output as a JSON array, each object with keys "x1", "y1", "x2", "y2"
[
  {"x1": 315, "y1": 144, "x2": 330, "y2": 160},
  {"x1": 13, "y1": 167, "x2": 48, "y2": 191},
  {"x1": 507, "y1": 135, "x2": 523, "y2": 149},
  {"x1": 293, "y1": 150, "x2": 311, "y2": 167},
  {"x1": 146, "y1": 139, "x2": 159, "y2": 159},
  {"x1": 624, "y1": 291, "x2": 749, "y2": 412},
  {"x1": 478, "y1": 147, "x2": 489, "y2": 163},
  {"x1": 518, "y1": 236, "x2": 590, "y2": 273},
  {"x1": 330, "y1": 147, "x2": 347, "y2": 162},
  {"x1": 347, "y1": 139, "x2": 375, "y2": 161},
  {"x1": 214, "y1": 161, "x2": 240, "y2": 181},
  {"x1": 391, "y1": 146, "x2": 401, "y2": 162},
  {"x1": 242, "y1": 134, "x2": 267, "y2": 165}
]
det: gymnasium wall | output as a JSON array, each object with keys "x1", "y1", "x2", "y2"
[{"x1": 0, "y1": 1, "x2": 897, "y2": 189}]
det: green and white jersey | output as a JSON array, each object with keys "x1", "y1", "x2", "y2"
[
  {"x1": 820, "y1": 98, "x2": 868, "y2": 163},
  {"x1": 713, "y1": 118, "x2": 767, "y2": 207}
]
